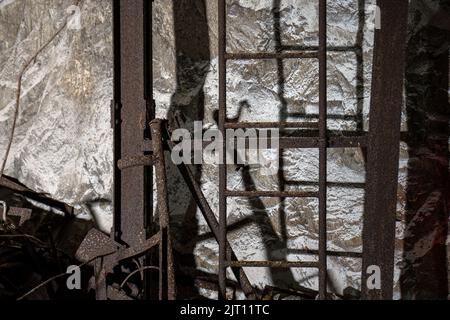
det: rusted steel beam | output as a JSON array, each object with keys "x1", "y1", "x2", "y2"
[
  {"x1": 114, "y1": 0, "x2": 151, "y2": 247},
  {"x1": 150, "y1": 120, "x2": 176, "y2": 300},
  {"x1": 112, "y1": 0, "x2": 122, "y2": 241},
  {"x1": 361, "y1": 0, "x2": 409, "y2": 300},
  {"x1": 318, "y1": 0, "x2": 328, "y2": 300},
  {"x1": 109, "y1": 0, "x2": 157, "y2": 300}
]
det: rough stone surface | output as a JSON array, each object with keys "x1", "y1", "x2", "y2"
[{"x1": 0, "y1": 0, "x2": 113, "y2": 231}]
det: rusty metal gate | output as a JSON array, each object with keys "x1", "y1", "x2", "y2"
[{"x1": 76, "y1": 0, "x2": 409, "y2": 300}]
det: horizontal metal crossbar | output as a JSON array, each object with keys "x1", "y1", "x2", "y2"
[
  {"x1": 227, "y1": 261, "x2": 319, "y2": 269},
  {"x1": 142, "y1": 132, "x2": 368, "y2": 152},
  {"x1": 224, "y1": 122, "x2": 319, "y2": 129},
  {"x1": 225, "y1": 51, "x2": 318, "y2": 60},
  {"x1": 224, "y1": 190, "x2": 319, "y2": 198}
]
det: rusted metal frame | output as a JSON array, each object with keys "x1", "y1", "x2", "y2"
[
  {"x1": 218, "y1": 0, "x2": 331, "y2": 301},
  {"x1": 150, "y1": 120, "x2": 176, "y2": 300},
  {"x1": 318, "y1": 0, "x2": 328, "y2": 300},
  {"x1": 361, "y1": 0, "x2": 409, "y2": 300},
  {"x1": 218, "y1": 0, "x2": 228, "y2": 300},
  {"x1": 162, "y1": 126, "x2": 257, "y2": 298}
]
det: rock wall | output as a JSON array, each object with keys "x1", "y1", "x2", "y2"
[{"x1": 0, "y1": 0, "x2": 114, "y2": 231}]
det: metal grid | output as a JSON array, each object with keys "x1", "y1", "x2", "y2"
[
  {"x1": 217, "y1": 0, "x2": 408, "y2": 300},
  {"x1": 217, "y1": 0, "x2": 330, "y2": 300}
]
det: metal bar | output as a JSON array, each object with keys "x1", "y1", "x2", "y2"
[
  {"x1": 224, "y1": 190, "x2": 319, "y2": 198},
  {"x1": 284, "y1": 180, "x2": 366, "y2": 189},
  {"x1": 280, "y1": 45, "x2": 362, "y2": 53},
  {"x1": 112, "y1": 0, "x2": 122, "y2": 242},
  {"x1": 218, "y1": 0, "x2": 228, "y2": 300},
  {"x1": 361, "y1": 0, "x2": 409, "y2": 300},
  {"x1": 117, "y1": 0, "x2": 147, "y2": 247},
  {"x1": 286, "y1": 248, "x2": 363, "y2": 259},
  {"x1": 150, "y1": 119, "x2": 176, "y2": 300},
  {"x1": 227, "y1": 261, "x2": 319, "y2": 269},
  {"x1": 224, "y1": 122, "x2": 319, "y2": 129},
  {"x1": 143, "y1": 0, "x2": 156, "y2": 300},
  {"x1": 117, "y1": 155, "x2": 154, "y2": 170},
  {"x1": 143, "y1": 133, "x2": 368, "y2": 152},
  {"x1": 225, "y1": 51, "x2": 318, "y2": 60},
  {"x1": 318, "y1": 0, "x2": 328, "y2": 300}
]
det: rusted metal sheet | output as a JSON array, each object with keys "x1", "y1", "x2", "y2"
[{"x1": 361, "y1": 0, "x2": 409, "y2": 300}]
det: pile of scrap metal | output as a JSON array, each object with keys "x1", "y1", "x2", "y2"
[{"x1": 0, "y1": 175, "x2": 93, "y2": 300}]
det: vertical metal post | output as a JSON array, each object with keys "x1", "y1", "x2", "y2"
[
  {"x1": 117, "y1": 0, "x2": 147, "y2": 247},
  {"x1": 318, "y1": 0, "x2": 328, "y2": 300},
  {"x1": 150, "y1": 120, "x2": 176, "y2": 300},
  {"x1": 114, "y1": 0, "x2": 156, "y2": 299},
  {"x1": 112, "y1": 0, "x2": 122, "y2": 242},
  {"x1": 362, "y1": 0, "x2": 409, "y2": 300},
  {"x1": 218, "y1": 0, "x2": 228, "y2": 300}
]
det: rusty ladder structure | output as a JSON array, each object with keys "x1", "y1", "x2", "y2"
[
  {"x1": 217, "y1": 0, "x2": 409, "y2": 300},
  {"x1": 77, "y1": 0, "x2": 408, "y2": 300}
]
